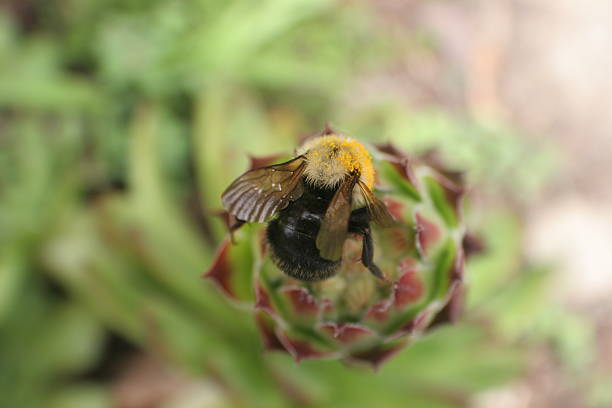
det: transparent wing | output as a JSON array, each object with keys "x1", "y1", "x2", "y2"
[
  {"x1": 221, "y1": 156, "x2": 306, "y2": 223},
  {"x1": 316, "y1": 174, "x2": 358, "y2": 261},
  {"x1": 358, "y1": 181, "x2": 395, "y2": 227}
]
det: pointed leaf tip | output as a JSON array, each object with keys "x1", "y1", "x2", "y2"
[
  {"x1": 394, "y1": 260, "x2": 424, "y2": 308},
  {"x1": 203, "y1": 239, "x2": 234, "y2": 296},
  {"x1": 382, "y1": 197, "x2": 406, "y2": 223},
  {"x1": 348, "y1": 341, "x2": 407, "y2": 369},
  {"x1": 322, "y1": 122, "x2": 336, "y2": 135},
  {"x1": 415, "y1": 213, "x2": 442, "y2": 257},
  {"x1": 462, "y1": 232, "x2": 485, "y2": 258},
  {"x1": 429, "y1": 282, "x2": 465, "y2": 328},
  {"x1": 365, "y1": 300, "x2": 392, "y2": 322},
  {"x1": 400, "y1": 308, "x2": 435, "y2": 335},
  {"x1": 204, "y1": 229, "x2": 257, "y2": 303},
  {"x1": 255, "y1": 312, "x2": 288, "y2": 353},
  {"x1": 279, "y1": 288, "x2": 323, "y2": 325},
  {"x1": 376, "y1": 143, "x2": 420, "y2": 190},
  {"x1": 276, "y1": 330, "x2": 336, "y2": 362},
  {"x1": 248, "y1": 154, "x2": 285, "y2": 170},
  {"x1": 320, "y1": 323, "x2": 375, "y2": 345},
  {"x1": 255, "y1": 283, "x2": 275, "y2": 316}
]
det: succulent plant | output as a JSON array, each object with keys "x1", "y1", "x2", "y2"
[{"x1": 205, "y1": 134, "x2": 467, "y2": 368}]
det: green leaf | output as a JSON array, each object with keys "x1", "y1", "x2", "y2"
[
  {"x1": 48, "y1": 385, "x2": 112, "y2": 408},
  {"x1": 378, "y1": 160, "x2": 421, "y2": 201},
  {"x1": 0, "y1": 248, "x2": 25, "y2": 323},
  {"x1": 424, "y1": 176, "x2": 457, "y2": 228}
]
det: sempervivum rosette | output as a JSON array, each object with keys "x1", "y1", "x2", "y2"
[{"x1": 205, "y1": 134, "x2": 467, "y2": 368}]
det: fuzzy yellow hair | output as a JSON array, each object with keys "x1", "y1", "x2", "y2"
[{"x1": 297, "y1": 135, "x2": 375, "y2": 190}]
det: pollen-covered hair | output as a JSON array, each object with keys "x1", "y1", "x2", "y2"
[{"x1": 297, "y1": 135, "x2": 375, "y2": 190}]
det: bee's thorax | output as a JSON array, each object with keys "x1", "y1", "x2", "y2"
[{"x1": 298, "y1": 135, "x2": 375, "y2": 191}]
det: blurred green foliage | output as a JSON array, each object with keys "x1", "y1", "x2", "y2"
[{"x1": 0, "y1": 1, "x2": 596, "y2": 407}]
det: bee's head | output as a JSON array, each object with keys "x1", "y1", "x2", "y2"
[{"x1": 297, "y1": 135, "x2": 375, "y2": 190}]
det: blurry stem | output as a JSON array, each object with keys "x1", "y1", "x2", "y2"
[
  {"x1": 129, "y1": 102, "x2": 162, "y2": 205},
  {"x1": 0, "y1": 247, "x2": 25, "y2": 324},
  {"x1": 193, "y1": 86, "x2": 229, "y2": 243},
  {"x1": 127, "y1": 102, "x2": 242, "y2": 328}
]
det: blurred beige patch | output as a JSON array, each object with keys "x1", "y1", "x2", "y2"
[
  {"x1": 525, "y1": 197, "x2": 612, "y2": 304},
  {"x1": 472, "y1": 382, "x2": 533, "y2": 408}
]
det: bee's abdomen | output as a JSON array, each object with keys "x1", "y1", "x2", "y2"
[{"x1": 266, "y1": 207, "x2": 340, "y2": 281}]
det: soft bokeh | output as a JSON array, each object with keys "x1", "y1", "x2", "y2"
[{"x1": 1, "y1": 1, "x2": 610, "y2": 407}]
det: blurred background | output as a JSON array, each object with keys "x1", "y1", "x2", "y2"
[{"x1": 1, "y1": 0, "x2": 611, "y2": 407}]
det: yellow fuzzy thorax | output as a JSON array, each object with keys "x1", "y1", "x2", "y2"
[{"x1": 297, "y1": 135, "x2": 375, "y2": 190}]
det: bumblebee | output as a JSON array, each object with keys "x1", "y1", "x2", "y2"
[{"x1": 221, "y1": 127, "x2": 394, "y2": 281}]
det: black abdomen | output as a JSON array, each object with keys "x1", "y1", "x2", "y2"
[{"x1": 266, "y1": 183, "x2": 340, "y2": 281}]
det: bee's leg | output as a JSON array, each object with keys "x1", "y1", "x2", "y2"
[
  {"x1": 230, "y1": 219, "x2": 246, "y2": 231},
  {"x1": 360, "y1": 227, "x2": 385, "y2": 280},
  {"x1": 229, "y1": 219, "x2": 246, "y2": 244},
  {"x1": 348, "y1": 208, "x2": 385, "y2": 280},
  {"x1": 348, "y1": 207, "x2": 369, "y2": 229}
]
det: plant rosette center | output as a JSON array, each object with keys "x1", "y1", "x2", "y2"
[{"x1": 205, "y1": 142, "x2": 467, "y2": 367}]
